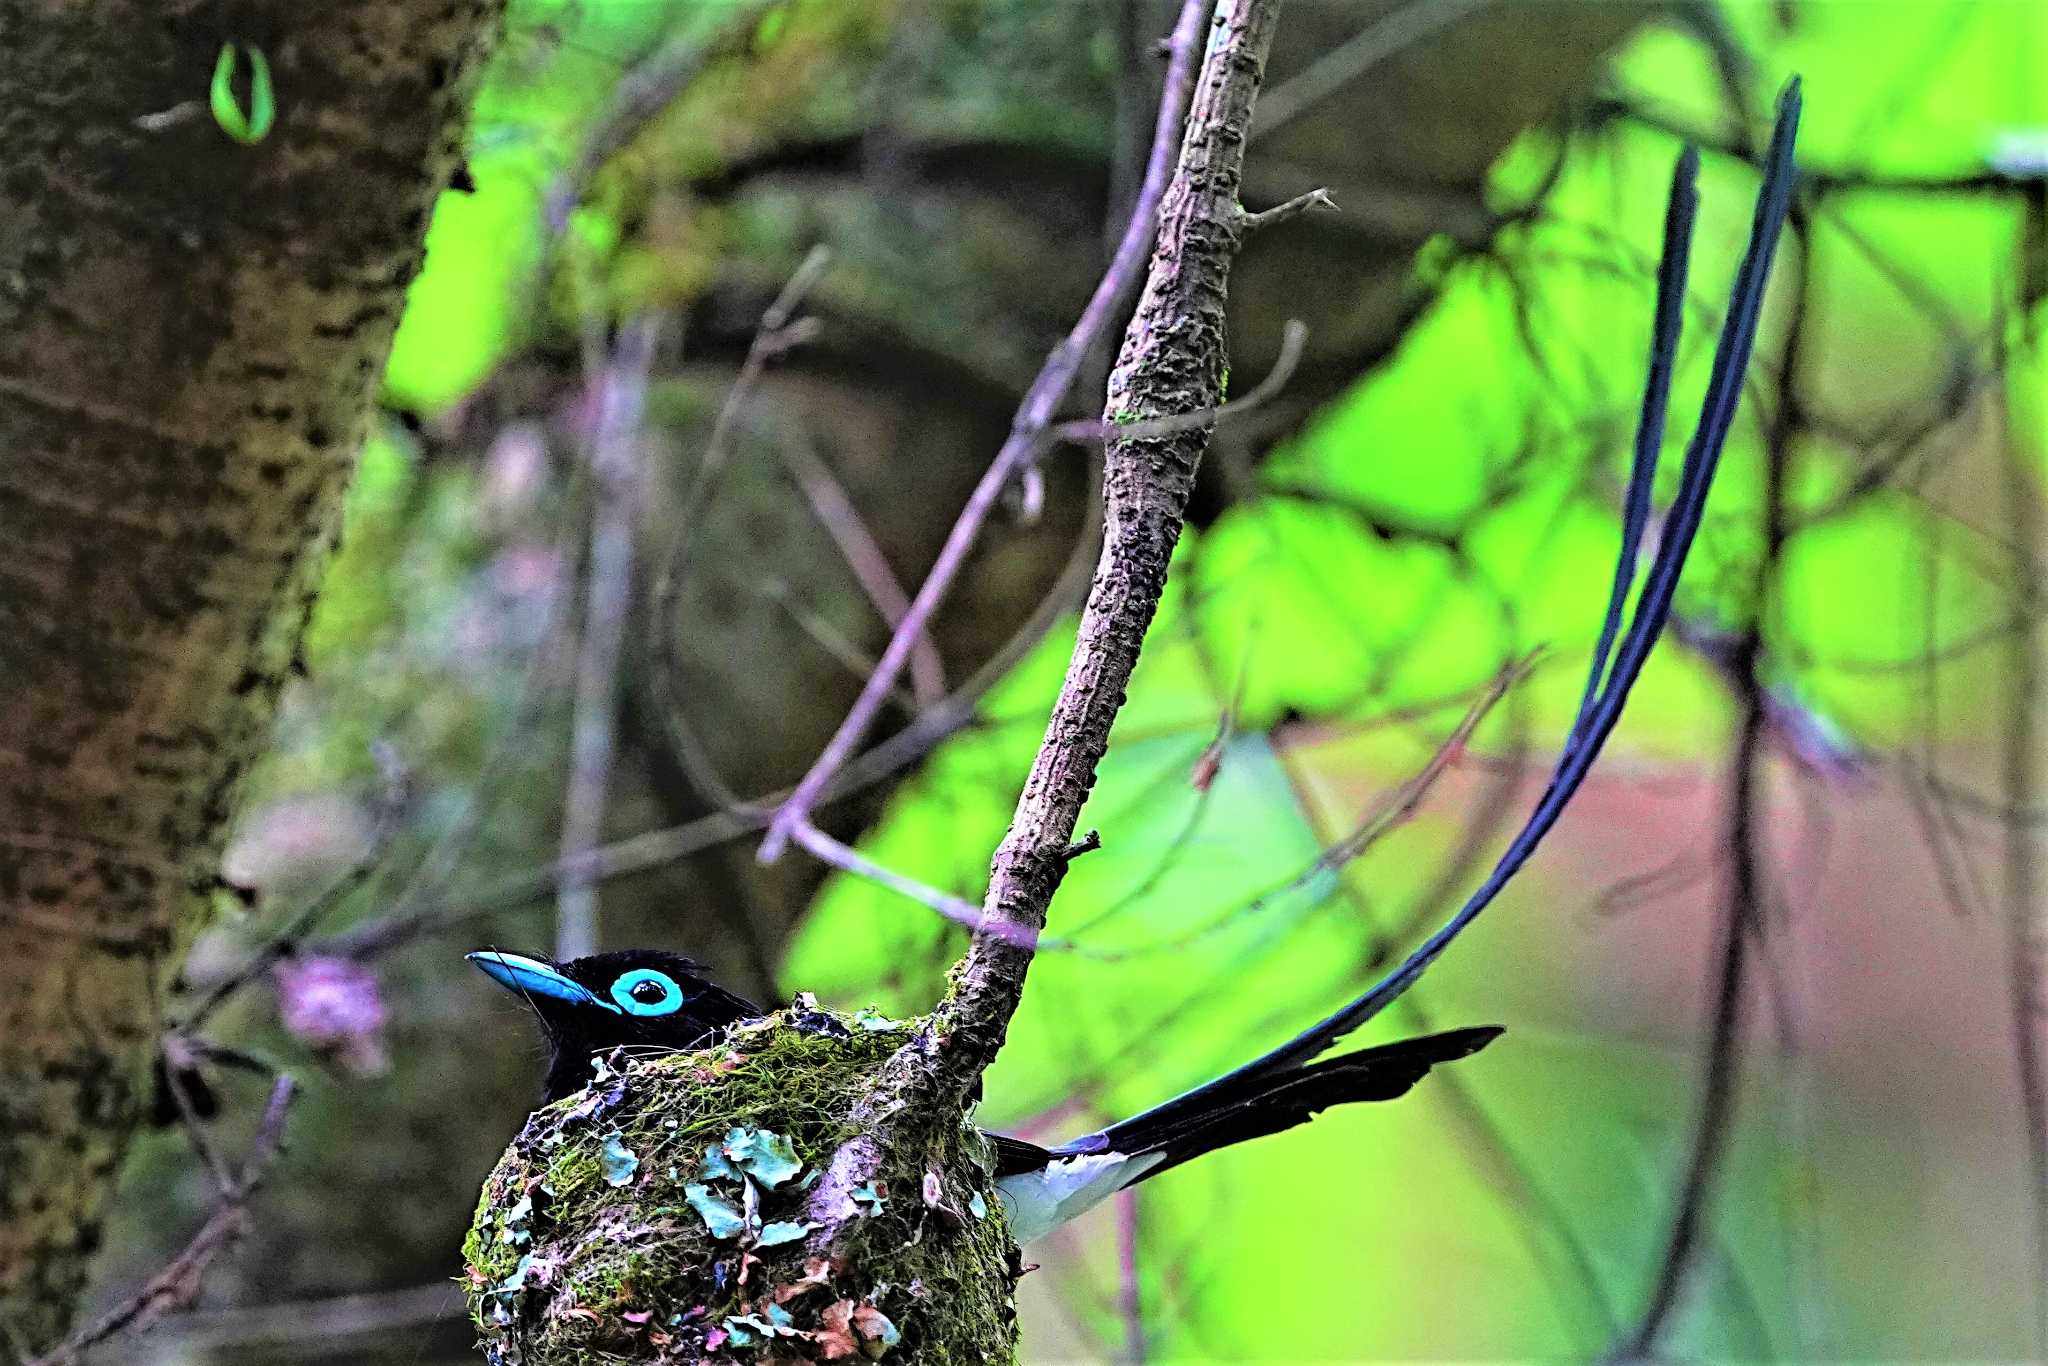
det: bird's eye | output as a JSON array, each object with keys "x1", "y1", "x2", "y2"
[{"x1": 609, "y1": 967, "x2": 686, "y2": 1017}]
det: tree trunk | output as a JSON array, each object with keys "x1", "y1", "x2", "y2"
[{"x1": 0, "y1": 1, "x2": 504, "y2": 1350}]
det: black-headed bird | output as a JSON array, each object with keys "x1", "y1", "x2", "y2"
[
  {"x1": 470, "y1": 947, "x2": 1498, "y2": 1241},
  {"x1": 471, "y1": 76, "x2": 1801, "y2": 1247}
]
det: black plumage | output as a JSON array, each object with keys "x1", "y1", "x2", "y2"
[{"x1": 469, "y1": 947, "x2": 1498, "y2": 1238}]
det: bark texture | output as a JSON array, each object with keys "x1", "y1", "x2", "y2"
[
  {"x1": 934, "y1": 0, "x2": 1285, "y2": 1091},
  {"x1": 0, "y1": 1, "x2": 503, "y2": 1349}
]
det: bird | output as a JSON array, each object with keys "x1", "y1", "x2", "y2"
[
  {"x1": 470, "y1": 77, "x2": 1800, "y2": 1250},
  {"x1": 469, "y1": 946, "x2": 1500, "y2": 1242}
]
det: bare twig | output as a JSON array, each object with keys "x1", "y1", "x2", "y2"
[
  {"x1": 1998, "y1": 208, "x2": 2048, "y2": 1352},
  {"x1": 1114, "y1": 1189, "x2": 1147, "y2": 1365},
  {"x1": 180, "y1": 745, "x2": 412, "y2": 1032},
  {"x1": 314, "y1": 473, "x2": 1101, "y2": 965},
  {"x1": 1614, "y1": 200, "x2": 1811, "y2": 1366},
  {"x1": 644, "y1": 244, "x2": 835, "y2": 814},
  {"x1": 542, "y1": 0, "x2": 782, "y2": 236},
  {"x1": 786, "y1": 819, "x2": 1092, "y2": 956},
  {"x1": 27, "y1": 1077, "x2": 298, "y2": 1366},
  {"x1": 1251, "y1": 0, "x2": 1492, "y2": 143},
  {"x1": 157, "y1": 1035, "x2": 235, "y2": 1198},
  {"x1": 757, "y1": 0, "x2": 1215, "y2": 861},
  {"x1": 1240, "y1": 187, "x2": 1336, "y2": 233},
  {"x1": 776, "y1": 433, "x2": 948, "y2": 706},
  {"x1": 1076, "y1": 656, "x2": 1524, "y2": 960},
  {"x1": 555, "y1": 315, "x2": 664, "y2": 962}
]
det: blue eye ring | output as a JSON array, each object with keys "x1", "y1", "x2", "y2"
[{"x1": 611, "y1": 968, "x2": 686, "y2": 1016}]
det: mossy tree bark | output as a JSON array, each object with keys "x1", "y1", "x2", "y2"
[{"x1": 0, "y1": 1, "x2": 504, "y2": 1351}]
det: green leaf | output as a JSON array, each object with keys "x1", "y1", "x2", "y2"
[
  {"x1": 684, "y1": 1183, "x2": 746, "y2": 1239},
  {"x1": 496, "y1": 1253, "x2": 535, "y2": 1294},
  {"x1": 498, "y1": 1193, "x2": 533, "y2": 1245},
  {"x1": 210, "y1": 43, "x2": 276, "y2": 146}
]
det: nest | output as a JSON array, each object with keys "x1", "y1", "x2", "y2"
[{"x1": 464, "y1": 1005, "x2": 1019, "y2": 1364}]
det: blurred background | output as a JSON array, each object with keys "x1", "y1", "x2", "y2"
[{"x1": 83, "y1": 0, "x2": 2048, "y2": 1360}]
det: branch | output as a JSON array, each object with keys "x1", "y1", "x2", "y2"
[
  {"x1": 1612, "y1": 180, "x2": 1812, "y2": 1366},
  {"x1": 756, "y1": 0, "x2": 1217, "y2": 861},
  {"x1": 776, "y1": 432, "x2": 948, "y2": 706},
  {"x1": 554, "y1": 315, "x2": 664, "y2": 961},
  {"x1": 925, "y1": 0, "x2": 1289, "y2": 1095},
  {"x1": 26, "y1": 1076, "x2": 298, "y2": 1366},
  {"x1": 786, "y1": 820, "x2": 1094, "y2": 956}
]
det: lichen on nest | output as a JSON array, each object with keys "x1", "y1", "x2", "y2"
[{"x1": 464, "y1": 1002, "x2": 1019, "y2": 1364}]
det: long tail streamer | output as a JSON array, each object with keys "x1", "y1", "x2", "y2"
[{"x1": 1069, "y1": 80, "x2": 1804, "y2": 1151}]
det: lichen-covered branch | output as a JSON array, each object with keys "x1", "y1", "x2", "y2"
[
  {"x1": 923, "y1": 0, "x2": 1287, "y2": 1110},
  {"x1": 0, "y1": 1, "x2": 504, "y2": 1349}
]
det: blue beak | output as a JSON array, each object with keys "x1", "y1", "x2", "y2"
[{"x1": 466, "y1": 950, "x2": 622, "y2": 1013}]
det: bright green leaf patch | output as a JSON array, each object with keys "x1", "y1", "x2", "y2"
[{"x1": 209, "y1": 43, "x2": 276, "y2": 146}]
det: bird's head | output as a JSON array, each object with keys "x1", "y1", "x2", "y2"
[{"x1": 467, "y1": 948, "x2": 762, "y2": 1102}]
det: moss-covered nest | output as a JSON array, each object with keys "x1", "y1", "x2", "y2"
[{"x1": 464, "y1": 1004, "x2": 1018, "y2": 1364}]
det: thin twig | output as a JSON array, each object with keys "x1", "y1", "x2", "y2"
[
  {"x1": 180, "y1": 746, "x2": 412, "y2": 1032},
  {"x1": 555, "y1": 315, "x2": 664, "y2": 962},
  {"x1": 756, "y1": 0, "x2": 1215, "y2": 862},
  {"x1": 542, "y1": 1, "x2": 781, "y2": 236},
  {"x1": 1073, "y1": 656, "x2": 1524, "y2": 962},
  {"x1": 26, "y1": 1077, "x2": 298, "y2": 1366},
  {"x1": 157, "y1": 1035, "x2": 235, "y2": 1198},
  {"x1": 1998, "y1": 198, "x2": 2048, "y2": 1352},
  {"x1": 1613, "y1": 197, "x2": 1811, "y2": 1366},
  {"x1": 786, "y1": 820, "x2": 1092, "y2": 956},
  {"x1": 1251, "y1": 0, "x2": 1492, "y2": 144},
  {"x1": 1274, "y1": 737, "x2": 1616, "y2": 1346},
  {"x1": 645, "y1": 245, "x2": 835, "y2": 814},
  {"x1": 776, "y1": 432, "x2": 947, "y2": 705},
  {"x1": 1114, "y1": 1189, "x2": 1147, "y2": 1365},
  {"x1": 315, "y1": 448, "x2": 1104, "y2": 965},
  {"x1": 1240, "y1": 187, "x2": 1336, "y2": 233}
]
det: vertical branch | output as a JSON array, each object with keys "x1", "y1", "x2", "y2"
[
  {"x1": 927, "y1": 0, "x2": 1289, "y2": 1091},
  {"x1": 1114, "y1": 1188, "x2": 1147, "y2": 1364},
  {"x1": 554, "y1": 317, "x2": 662, "y2": 962},
  {"x1": 2001, "y1": 174, "x2": 2048, "y2": 1359}
]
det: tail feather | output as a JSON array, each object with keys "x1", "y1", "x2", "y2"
[
  {"x1": 1056, "y1": 1025, "x2": 1501, "y2": 1181},
  {"x1": 987, "y1": 1027, "x2": 1501, "y2": 1239}
]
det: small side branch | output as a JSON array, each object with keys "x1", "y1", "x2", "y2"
[
  {"x1": 756, "y1": 0, "x2": 1217, "y2": 860},
  {"x1": 1240, "y1": 187, "x2": 1336, "y2": 234},
  {"x1": 26, "y1": 1076, "x2": 298, "y2": 1366}
]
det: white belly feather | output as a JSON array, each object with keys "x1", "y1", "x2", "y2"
[{"x1": 995, "y1": 1150, "x2": 1166, "y2": 1243}]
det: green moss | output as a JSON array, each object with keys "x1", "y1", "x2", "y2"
[{"x1": 465, "y1": 1008, "x2": 1018, "y2": 1364}]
